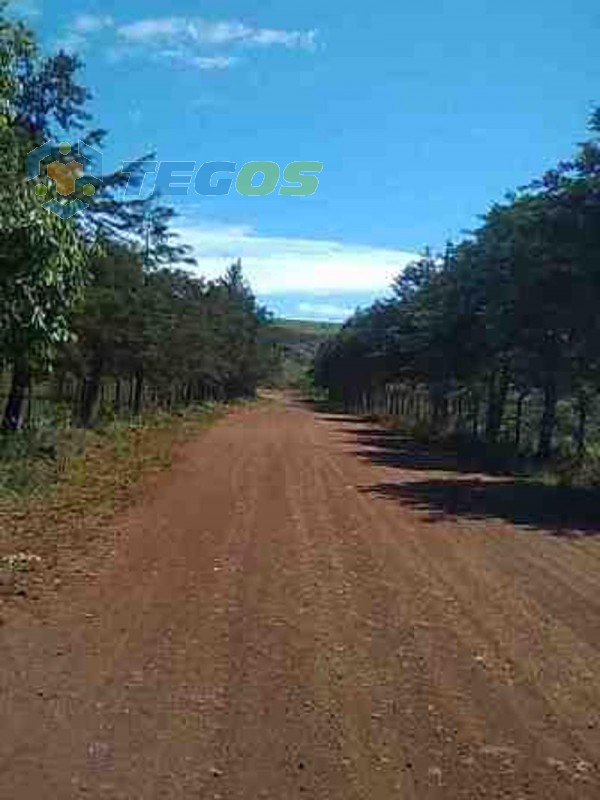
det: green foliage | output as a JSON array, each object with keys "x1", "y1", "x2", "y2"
[
  {"x1": 315, "y1": 109, "x2": 600, "y2": 475},
  {"x1": 0, "y1": 189, "x2": 88, "y2": 359},
  {"x1": 262, "y1": 319, "x2": 340, "y2": 388},
  {"x1": 0, "y1": 4, "x2": 269, "y2": 433},
  {"x1": 0, "y1": 4, "x2": 94, "y2": 428},
  {"x1": 0, "y1": 403, "x2": 221, "y2": 512},
  {"x1": 0, "y1": 424, "x2": 85, "y2": 497},
  {"x1": 57, "y1": 248, "x2": 270, "y2": 427}
]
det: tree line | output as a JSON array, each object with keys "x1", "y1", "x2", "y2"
[
  {"x1": 0, "y1": 4, "x2": 270, "y2": 430},
  {"x1": 314, "y1": 110, "x2": 600, "y2": 467}
]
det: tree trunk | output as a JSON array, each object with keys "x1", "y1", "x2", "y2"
[
  {"x1": 485, "y1": 373, "x2": 497, "y2": 441},
  {"x1": 430, "y1": 385, "x2": 448, "y2": 429},
  {"x1": 132, "y1": 369, "x2": 144, "y2": 416},
  {"x1": 514, "y1": 391, "x2": 527, "y2": 449},
  {"x1": 538, "y1": 379, "x2": 558, "y2": 459},
  {"x1": 575, "y1": 394, "x2": 588, "y2": 460},
  {"x1": 471, "y1": 392, "x2": 480, "y2": 439},
  {"x1": 80, "y1": 356, "x2": 104, "y2": 428},
  {"x1": 56, "y1": 371, "x2": 67, "y2": 404},
  {"x1": 485, "y1": 369, "x2": 509, "y2": 443},
  {"x1": 2, "y1": 359, "x2": 30, "y2": 431},
  {"x1": 454, "y1": 395, "x2": 462, "y2": 432},
  {"x1": 114, "y1": 378, "x2": 122, "y2": 415}
]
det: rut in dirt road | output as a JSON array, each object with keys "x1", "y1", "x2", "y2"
[{"x1": 1, "y1": 399, "x2": 599, "y2": 799}]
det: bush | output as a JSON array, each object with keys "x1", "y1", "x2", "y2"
[
  {"x1": 0, "y1": 427, "x2": 87, "y2": 499},
  {"x1": 577, "y1": 448, "x2": 600, "y2": 487}
]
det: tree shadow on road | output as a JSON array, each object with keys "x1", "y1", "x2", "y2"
[
  {"x1": 343, "y1": 420, "x2": 600, "y2": 536},
  {"x1": 361, "y1": 479, "x2": 600, "y2": 537},
  {"x1": 351, "y1": 426, "x2": 527, "y2": 476}
]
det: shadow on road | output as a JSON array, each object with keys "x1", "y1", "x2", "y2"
[
  {"x1": 327, "y1": 415, "x2": 600, "y2": 536},
  {"x1": 352, "y1": 429, "x2": 490, "y2": 474},
  {"x1": 361, "y1": 479, "x2": 600, "y2": 536}
]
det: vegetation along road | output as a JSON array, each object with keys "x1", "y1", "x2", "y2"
[{"x1": 1, "y1": 397, "x2": 599, "y2": 798}]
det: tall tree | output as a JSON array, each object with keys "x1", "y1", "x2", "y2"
[{"x1": 0, "y1": 4, "x2": 90, "y2": 428}]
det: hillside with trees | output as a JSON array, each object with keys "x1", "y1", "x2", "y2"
[{"x1": 263, "y1": 319, "x2": 340, "y2": 389}]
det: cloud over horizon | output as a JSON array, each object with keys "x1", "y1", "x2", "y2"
[{"x1": 177, "y1": 223, "x2": 417, "y2": 297}]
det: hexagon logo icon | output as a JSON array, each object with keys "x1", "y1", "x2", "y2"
[{"x1": 26, "y1": 140, "x2": 103, "y2": 219}]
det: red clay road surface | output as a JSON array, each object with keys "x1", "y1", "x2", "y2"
[{"x1": 1, "y1": 398, "x2": 600, "y2": 798}]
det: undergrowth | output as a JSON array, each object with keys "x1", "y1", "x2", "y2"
[
  {"x1": 363, "y1": 413, "x2": 600, "y2": 487},
  {"x1": 0, "y1": 403, "x2": 224, "y2": 563}
]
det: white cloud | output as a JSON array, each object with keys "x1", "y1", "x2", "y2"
[
  {"x1": 56, "y1": 14, "x2": 317, "y2": 72},
  {"x1": 117, "y1": 17, "x2": 317, "y2": 51},
  {"x1": 56, "y1": 14, "x2": 114, "y2": 53},
  {"x1": 246, "y1": 28, "x2": 317, "y2": 49},
  {"x1": 160, "y1": 50, "x2": 237, "y2": 71},
  {"x1": 189, "y1": 20, "x2": 252, "y2": 46},
  {"x1": 73, "y1": 14, "x2": 114, "y2": 34},
  {"x1": 189, "y1": 55, "x2": 237, "y2": 71},
  {"x1": 176, "y1": 223, "x2": 417, "y2": 294},
  {"x1": 118, "y1": 18, "x2": 184, "y2": 43}
]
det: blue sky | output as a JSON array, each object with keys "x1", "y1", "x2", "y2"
[{"x1": 13, "y1": 0, "x2": 600, "y2": 320}]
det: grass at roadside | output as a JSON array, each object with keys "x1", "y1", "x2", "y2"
[{"x1": 0, "y1": 404, "x2": 225, "y2": 595}]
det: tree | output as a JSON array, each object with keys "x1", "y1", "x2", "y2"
[
  {"x1": 65, "y1": 245, "x2": 145, "y2": 426},
  {"x1": 315, "y1": 108, "x2": 600, "y2": 463},
  {"x1": 0, "y1": 5, "x2": 90, "y2": 428}
]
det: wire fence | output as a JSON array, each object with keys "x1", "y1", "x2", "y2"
[{"x1": 341, "y1": 382, "x2": 600, "y2": 457}]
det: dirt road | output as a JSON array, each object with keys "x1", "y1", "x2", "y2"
[{"x1": 1, "y1": 398, "x2": 599, "y2": 798}]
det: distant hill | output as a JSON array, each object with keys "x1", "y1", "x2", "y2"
[
  {"x1": 272, "y1": 318, "x2": 341, "y2": 335},
  {"x1": 263, "y1": 319, "x2": 341, "y2": 388}
]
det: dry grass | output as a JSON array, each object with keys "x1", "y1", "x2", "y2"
[{"x1": 0, "y1": 405, "x2": 224, "y2": 582}]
